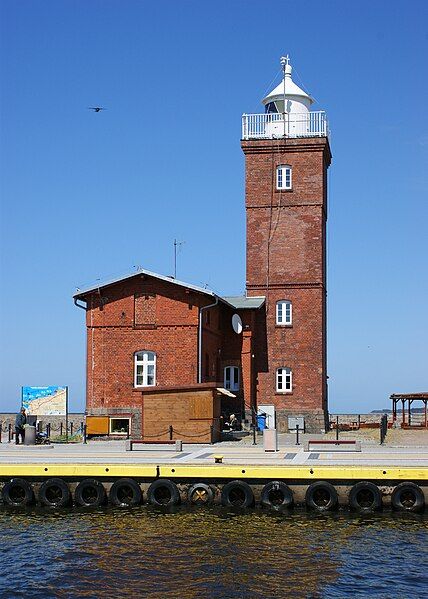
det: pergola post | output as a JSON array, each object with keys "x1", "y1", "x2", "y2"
[{"x1": 390, "y1": 392, "x2": 428, "y2": 429}]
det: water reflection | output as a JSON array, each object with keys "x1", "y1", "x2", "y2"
[{"x1": 0, "y1": 507, "x2": 426, "y2": 598}]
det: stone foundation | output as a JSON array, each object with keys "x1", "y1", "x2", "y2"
[
  {"x1": 88, "y1": 407, "x2": 142, "y2": 438},
  {"x1": 275, "y1": 410, "x2": 328, "y2": 434},
  {"x1": 244, "y1": 409, "x2": 328, "y2": 433}
]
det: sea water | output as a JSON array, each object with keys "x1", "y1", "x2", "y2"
[{"x1": 0, "y1": 507, "x2": 427, "y2": 598}]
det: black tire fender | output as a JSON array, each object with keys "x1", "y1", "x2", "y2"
[
  {"x1": 39, "y1": 478, "x2": 71, "y2": 508},
  {"x1": 147, "y1": 479, "x2": 180, "y2": 507},
  {"x1": 187, "y1": 483, "x2": 214, "y2": 505},
  {"x1": 391, "y1": 482, "x2": 425, "y2": 513},
  {"x1": 2, "y1": 478, "x2": 34, "y2": 507},
  {"x1": 75, "y1": 479, "x2": 106, "y2": 508},
  {"x1": 349, "y1": 481, "x2": 382, "y2": 512},
  {"x1": 261, "y1": 481, "x2": 293, "y2": 510},
  {"x1": 109, "y1": 478, "x2": 142, "y2": 508},
  {"x1": 305, "y1": 481, "x2": 338, "y2": 512},
  {"x1": 221, "y1": 480, "x2": 254, "y2": 508}
]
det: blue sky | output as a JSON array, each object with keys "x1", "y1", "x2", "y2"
[{"x1": 1, "y1": 0, "x2": 427, "y2": 413}]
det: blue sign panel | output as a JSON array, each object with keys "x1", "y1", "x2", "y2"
[{"x1": 22, "y1": 386, "x2": 67, "y2": 415}]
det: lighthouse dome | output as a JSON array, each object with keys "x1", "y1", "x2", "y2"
[{"x1": 262, "y1": 56, "x2": 313, "y2": 115}]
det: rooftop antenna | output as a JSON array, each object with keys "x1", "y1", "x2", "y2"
[
  {"x1": 280, "y1": 54, "x2": 290, "y2": 137},
  {"x1": 173, "y1": 239, "x2": 185, "y2": 279}
]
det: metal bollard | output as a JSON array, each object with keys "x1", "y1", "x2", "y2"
[
  {"x1": 70, "y1": 422, "x2": 73, "y2": 437},
  {"x1": 60, "y1": 422, "x2": 63, "y2": 436},
  {"x1": 251, "y1": 423, "x2": 257, "y2": 445},
  {"x1": 295, "y1": 423, "x2": 300, "y2": 445},
  {"x1": 83, "y1": 424, "x2": 87, "y2": 444},
  {"x1": 380, "y1": 414, "x2": 388, "y2": 445},
  {"x1": 8, "y1": 423, "x2": 12, "y2": 443},
  {"x1": 169, "y1": 425, "x2": 173, "y2": 440}
]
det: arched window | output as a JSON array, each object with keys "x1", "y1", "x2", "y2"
[
  {"x1": 276, "y1": 300, "x2": 292, "y2": 325},
  {"x1": 134, "y1": 351, "x2": 156, "y2": 387},
  {"x1": 276, "y1": 367, "x2": 292, "y2": 393},
  {"x1": 224, "y1": 366, "x2": 240, "y2": 391},
  {"x1": 276, "y1": 165, "x2": 292, "y2": 190}
]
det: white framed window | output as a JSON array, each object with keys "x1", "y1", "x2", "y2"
[
  {"x1": 109, "y1": 417, "x2": 130, "y2": 436},
  {"x1": 276, "y1": 300, "x2": 292, "y2": 325},
  {"x1": 276, "y1": 165, "x2": 292, "y2": 190},
  {"x1": 224, "y1": 366, "x2": 240, "y2": 391},
  {"x1": 134, "y1": 350, "x2": 156, "y2": 387},
  {"x1": 276, "y1": 367, "x2": 292, "y2": 393}
]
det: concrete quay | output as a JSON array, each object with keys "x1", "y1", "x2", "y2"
[
  {"x1": 0, "y1": 433, "x2": 427, "y2": 467},
  {"x1": 0, "y1": 431, "x2": 426, "y2": 511}
]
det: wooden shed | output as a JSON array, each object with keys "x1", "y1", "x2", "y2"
[{"x1": 140, "y1": 384, "x2": 234, "y2": 443}]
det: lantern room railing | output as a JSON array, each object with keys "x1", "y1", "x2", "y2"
[{"x1": 241, "y1": 111, "x2": 329, "y2": 140}]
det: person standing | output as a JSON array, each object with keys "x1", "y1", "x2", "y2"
[{"x1": 15, "y1": 408, "x2": 26, "y2": 444}]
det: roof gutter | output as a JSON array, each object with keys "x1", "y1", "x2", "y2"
[
  {"x1": 74, "y1": 297, "x2": 87, "y2": 310},
  {"x1": 198, "y1": 295, "x2": 219, "y2": 384}
]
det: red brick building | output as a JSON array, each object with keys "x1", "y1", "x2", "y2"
[
  {"x1": 74, "y1": 56, "x2": 331, "y2": 434},
  {"x1": 74, "y1": 271, "x2": 264, "y2": 435}
]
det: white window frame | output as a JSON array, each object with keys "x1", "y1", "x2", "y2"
[
  {"x1": 276, "y1": 367, "x2": 292, "y2": 393},
  {"x1": 109, "y1": 417, "x2": 131, "y2": 436},
  {"x1": 276, "y1": 165, "x2": 292, "y2": 190},
  {"x1": 224, "y1": 366, "x2": 240, "y2": 391},
  {"x1": 276, "y1": 300, "x2": 292, "y2": 325},
  {"x1": 134, "y1": 350, "x2": 156, "y2": 387}
]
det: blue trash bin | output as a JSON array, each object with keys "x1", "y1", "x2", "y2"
[{"x1": 257, "y1": 414, "x2": 267, "y2": 431}]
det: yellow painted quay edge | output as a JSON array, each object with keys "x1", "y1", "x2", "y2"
[{"x1": 0, "y1": 463, "x2": 427, "y2": 481}]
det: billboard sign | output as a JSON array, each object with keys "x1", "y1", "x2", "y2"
[{"x1": 22, "y1": 386, "x2": 68, "y2": 416}]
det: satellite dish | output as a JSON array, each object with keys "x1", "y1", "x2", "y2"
[{"x1": 232, "y1": 314, "x2": 243, "y2": 334}]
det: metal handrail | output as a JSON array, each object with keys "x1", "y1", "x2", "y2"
[{"x1": 242, "y1": 111, "x2": 329, "y2": 140}]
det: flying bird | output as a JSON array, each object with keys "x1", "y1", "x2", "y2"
[{"x1": 88, "y1": 107, "x2": 106, "y2": 112}]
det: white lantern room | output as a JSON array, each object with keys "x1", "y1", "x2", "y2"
[
  {"x1": 241, "y1": 56, "x2": 328, "y2": 140},
  {"x1": 262, "y1": 56, "x2": 313, "y2": 137}
]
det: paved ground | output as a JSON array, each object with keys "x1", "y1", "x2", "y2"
[{"x1": 0, "y1": 429, "x2": 427, "y2": 467}]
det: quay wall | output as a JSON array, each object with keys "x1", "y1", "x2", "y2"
[{"x1": 0, "y1": 463, "x2": 426, "y2": 511}]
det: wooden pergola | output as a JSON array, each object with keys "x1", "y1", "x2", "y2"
[{"x1": 390, "y1": 392, "x2": 428, "y2": 428}]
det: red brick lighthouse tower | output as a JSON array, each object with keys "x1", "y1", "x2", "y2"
[{"x1": 242, "y1": 56, "x2": 332, "y2": 432}]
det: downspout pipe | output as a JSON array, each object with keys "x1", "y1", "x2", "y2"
[
  {"x1": 74, "y1": 297, "x2": 87, "y2": 310},
  {"x1": 198, "y1": 295, "x2": 219, "y2": 384}
]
